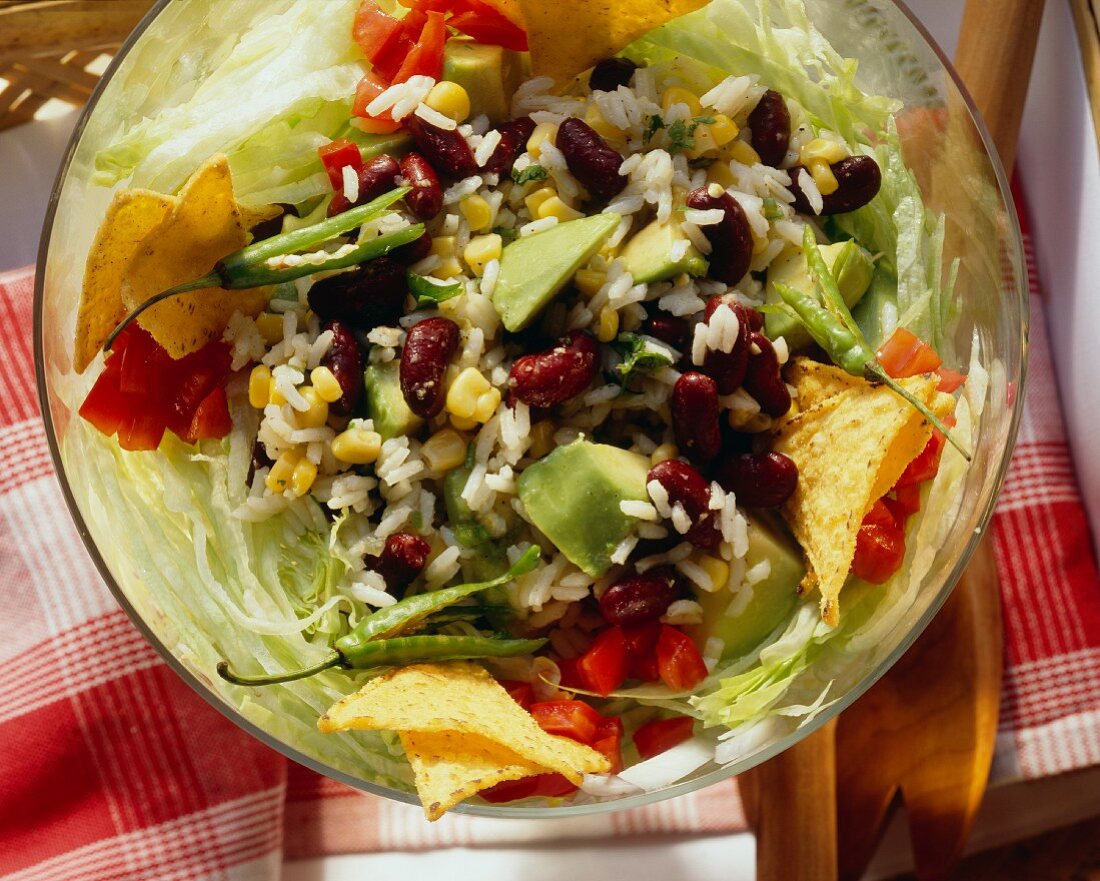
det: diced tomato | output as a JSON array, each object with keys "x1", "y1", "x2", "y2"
[
  {"x1": 633, "y1": 716, "x2": 696, "y2": 760},
  {"x1": 352, "y1": 71, "x2": 399, "y2": 125},
  {"x1": 851, "y1": 501, "x2": 906, "y2": 583},
  {"x1": 621, "y1": 620, "x2": 661, "y2": 682},
  {"x1": 576, "y1": 626, "x2": 628, "y2": 696},
  {"x1": 371, "y1": 8, "x2": 428, "y2": 81},
  {"x1": 78, "y1": 363, "x2": 129, "y2": 437},
  {"x1": 182, "y1": 386, "x2": 233, "y2": 444},
  {"x1": 529, "y1": 700, "x2": 602, "y2": 745},
  {"x1": 353, "y1": 1, "x2": 407, "y2": 63},
  {"x1": 479, "y1": 772, "x2": 578, "y2": 803},
  {"x1": 116, "y1": 410, "x2": 167, "y2": 452},
  {"x1": 884, "y1": 483, "x2": 922, "y2": 522},
  {"x1": 895, "y1": 429, "x2": 947, "y2": 489},
  {"x1": 876, "y1": 327, "x2": 942, "y2": 379},
  {"x1": 591, "y1": 716, "x2": 624, "y2": 774},
  {"x1": 555, "y1": 656, "x2": 585, "y2": 691},
  {"x1": 118, "y1": 326, "x2": 172, "y2": 396},
  {"x1": 448, "y1": 1, "x2": 528, "y2": 51},
  {"x1": 392, "y1": 10, "x2": 447, "y2": 83},
  {"x1": 500, "y1": 679, "x2": 534, "y2": 710},
  {"x1": 631, "y1": 652, "x2": 660, "y2": 683},
  {"x1": 318, "y1": 139, "x2": 365, "y2": 191},
  {"x1": 935, "y1": 366, "x2": 967, "y2": 393},
  {"x1": 655, "y1": 626, "x2": 708, "y2": 692}
]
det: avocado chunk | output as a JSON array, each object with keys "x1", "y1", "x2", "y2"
[
  {"x1": 443, "y1": 40, "x2": 523, "y2": 125},
  {"x1": 493, "y1": 213, "x2": 620, "y2": 332},
  {"x1": 364, "y1": 361, "x2": 423, "y2": 440},
  {"x1": 517, "y1": 439, "x2": 650, "y2": 577},
  {"x1": 764, "y1": 241, "x2": 874, "y2": 349},
  {"x1": 688, "y1": 513, "x2": 804, "y2": 660},
  {"x1": 620, "y1": 219, "x2": 708, "y2": 284}
]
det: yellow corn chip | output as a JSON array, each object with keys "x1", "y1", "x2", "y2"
[
  {"x1": 783, "y1": 356, "x2": 862, "y2": 407},
  {"x1": 516, "y1": 0, "x2": 712, "y2": 85},
  {"x1": 74, "y1": 190, "x2": 177, "y2": 373},
  {"x1": 400, "y1": 730, "x2": 546, "y2": 820},
  {"x1": 121, "y1": 154, "x2": 267, "y2": 358},
  {"x1": 773, "y1": 361, "x2": 956, "y2": 626}
]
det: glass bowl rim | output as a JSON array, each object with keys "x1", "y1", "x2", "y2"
[{"x1": 33, "y1": 0, "x2": 1029, "y2": 818}]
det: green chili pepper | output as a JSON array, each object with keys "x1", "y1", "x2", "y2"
[
  {"x1": 217, "y1": 546, "x2": 541, "y2": 686},
  {"x1": 407, "y1": 272, "x2": 463, "y2": 308},
  {"x1": 103, "y1": 187, "x2": 421, "y2": 351},
  {"x1": 773, "y1": 227, "x2": 970, "y2": 460}
]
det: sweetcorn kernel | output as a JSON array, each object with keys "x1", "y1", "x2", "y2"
[
  {"x1": 707, "y1": 160, "x2": 737, "y2": 188},
  {"x1": 430, "y1": 235, "x2": 457, "y2": 258},
  {"x1": 464, "y1": 233, "x2": 503, "y2": 277},
  {"x1": 421, "y1": 428, "x2": 468, "y2": 472},
  {"x1": 255, "y1": 313, "x2": 284, "y2": 345},
  {"x1": 290, "y1": 458, "x2": 318, "y2": 497},
  {"x1": 460, "y1": 194, "x2": 493, "y2": 233},
  {"x1": 331, "y1": 427, "x2": 382, "y2": 464},
  {"x1": 526, "y1": 122, "x2": 558, "y2": 158},
  {"x1": 450, "y1": 413, "x2": 479, "y2": 431},
  {"x1": 265, "y1": 450, "x2": 300, "y2": 493},
  {"x1": 310, "y1": 366, "x2": 344, "y2": 403},
  {"x1": 574, "y1": 268, "x2": 606, "y2": 298},
  {"x1": 584, "y1": 103, "x2": 622, "y2": 142},
  {"x1": 249, "y1": 365, "x2": 271, "y2": 409},
  {"x1": 661, "y1": 86, "x2": 703, "y2": 116},
  {"x1": 537, "y1": 196, "x2": 584, "y2": 222},
  {"x1": 686, "y1": 125, "x2": 718, "y2": 159},
  {"x1": 297, "y1": 386, "x2": 329, "y2": 428},
  {"x1": 425, "y1": 81, "x2": 471, "y2": 123},
  {"x1": 446, "y1": 367, "x2": 497, "y2": 422},
  {"x1": 725, "y1": 140, "x2": 762, "y2": 167},
  {"x1": 528, "y1": 420, "x2": 555, "y2": 459},
  {"x1": 524, "y1": 186, "x2": 557, "y2": 218},
  {"x1": 597, "y1": 306, "x2": 620, "y2": 342},
  {"x1": 435, "y1": 256, "x2": 464, "y2": 279},
  {"x1": 708, "y1": 114, "x2": 739, "y2": 147},
  {"x1": 696, "y1": 555, "x2": 730, "y2": 592},
  {"x1": 650, "y1": 443, "x2": 679, "y2": 465},
  {"x1": 807, "y1": 160, "x2": 839, "y2": 196},
  {"x1": 799, "y1": 138, "x2": 848, "y2": 165}
]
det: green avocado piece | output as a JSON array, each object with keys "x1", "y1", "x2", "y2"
[
  {"x1": 443, "y1": 40, "x2": 523, "y2": 125},
  {"x1": 493, "y1": 213, "x2": 620, "y2": 332},
  {"x1": 364, "y1": 361, "x2": 423, "y2": 440},
  {"x1": 620, "y1": 219, "x2": 708, "y2": 284},
  {"x1": 343, "y1": 128, "x2": 412, "y2": 161},
  {"x1": 688, "y1": 512, "x2": 804, "y2": 660},
  {"x1": 517, "y1": 439, "x2": 650, "y2": 577},
  {"x1": 764, "y1": 241, "x2": 874, "y2": 349}
]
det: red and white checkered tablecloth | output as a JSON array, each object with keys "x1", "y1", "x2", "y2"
[{"x1": 1, "y1": 189, "x2": 1098, "y2": 880}]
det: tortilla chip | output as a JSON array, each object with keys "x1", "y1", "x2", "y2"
[
  {"x1": 401, "y1": 730, "x2": 546, "y2": 820},
  {"x1": 784, "y1": 356, "x2": 863, "y2": 408},
  {"x1": 74, "y1": 190, "x2": 176, "y2": 373},
  {"x1": 121, "y1": 154, "x2": 267, "y2": 358},
  {"x1": 773, "y1": 361, "x2": 956, "y2": 626},
  {"x1": 517, "y1": 0, "x2": 712, "y2": 85}
]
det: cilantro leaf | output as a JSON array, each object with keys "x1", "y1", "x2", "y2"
[
  {"x1": 492, "y1": 225, "x2": 518, "y2": 243},
  {"x1": 645, "y1": 114, "x2": 665, "y2": 143},
  {"x1": 512, "y1": 164, "x2": 549, "y2": 185},
  {"x1": 613, "y1": 333, "x2": 676, "y2": 386}
]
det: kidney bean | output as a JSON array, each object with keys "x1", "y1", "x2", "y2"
[
  {"x1": 555, "y1": 117, "x2": 627, "y2": 200},
  {"x1": 787, "y1": 155, "x2": 882, "y2": 215},
  {"x1": 715, "y1": 452, "x2": 798, "y2": 508},
  {"x1": 308, "y1": 258, "x2": 407, "y2": 329},
  {"x1": 589, "y1": 57, "x2": 638, "y2": 92},
  {"x1": 483, "y1": 116, "x2": 536, "y2": 177},
  {"x1": 704, "y1": 296, "x2": 763, "y2": 330},
  {"x1": 407, "y1": 117, "x2": 479, "y2": 180},
  {"x1": 327, "y1": 154, "x2": 401, "y2": 217},
  {"x1": 509, "y1": 331, "x2": 598, "y2": 408},
  {"x1": 697, "y1": 301, "x2": 756, "y2": 395},
  {"x1": 685, "y1": 187, "x2": 753, "y2": 285},
  {"x1": 742, "y1": 332, "x2": 791, "y2": 417},
  {"x1": 365, "y1": 533, "x2": 432, "y2": 589},
  {"x1": 599, "y1": 567, "x2": 681, "y2": 625},
  {"x1": 320, "y1": 320, "x2": 365, "y2": 417},
  {"x1": 400, "y1": 152, "x2": 444, "y2": 220},
  {"x1": 647, "y1": 459, "x2": 720, "y2": 550},
  {"x1": 642, "y1": 314, "x2": 690, "y2": 350},
  {"x1": 392, "y1": 230, "x2": 432, "y2": 265},
  {"x1": 672, "y1": 372, "x2": 721, "y2": 465},
  {"x1": 747, "y1": 90, "x2": 791, "y2": 167},
  {"x1": 400, "y1": 317, "x2": 460, "y2": 417}
]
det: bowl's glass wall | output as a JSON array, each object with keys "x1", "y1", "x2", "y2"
[{"x1": 37, "y1": 0, "x2": 1026, "y2": 817}]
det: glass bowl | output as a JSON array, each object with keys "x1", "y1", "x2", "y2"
[{"x1": 35, "y1": 0, "x2": 1027, "y2": 817}]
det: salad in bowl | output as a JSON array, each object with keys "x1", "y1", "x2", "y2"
[{"x1": 37, "y1": 0, "x2": 1025, "y2": 818}]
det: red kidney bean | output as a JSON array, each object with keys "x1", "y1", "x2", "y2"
[
  {"x1": 589, "y1": 57, "x2": 638, "y2": 92},
  {"x1": 400, "y1": 317, "x2": 460, "y2": 417},
  {"x1": 715, "y1": 452, "x2": 798, "y2": 508},
  {"x1": 365, "y1": 533, "x2": 433, "y2": 589},
  {"x1": 555, "y1": 117, "x2": 627, "y2": 200},
  {"x1": 747, "y1": 90, "x2": 791, "y2": 167},
  {"x1": 483, "y1": 116, "x2": 536, "y2": 176},
  {"x1": 647, "y1": 459, "x2": 720, "y2": 549},
  {"x1": 400, "y1": 152, "x2": 444, "y2": 220},
  {"x1": 599, "y1": 566, "x2": 681, "y2": 625},
  {"x1": 320, "y1": 320, "x2": 365, "y2": 417},
  {"x1": 406, "y1": 117, "x2": 479, "y2": 180},
  {"x1": 742, "y1": 332, "x2": 791, "y2": 417},
  {"x1": 685, "y1": 187, "x2": 753, "y2": 285},
  {"x1": 787, "y1": 155, "x2": 882, "y2": 215},
  {"x1": 697, "y1": 301, "x2": 755, "y2": 395},
  {"x1": 672, "y1": 372, "x2": 722, "y2": 465},
  {"x1": 703, "y1": 296, "x2": 763, "y2": 331},
  {"x1": 308, "y1": 258, "x2": 407, "y2": 329},
  {"x1": 392, "y1": 230, "x2": 432, "y2": 265},
  {"x1": 509, "y1": 331, "x2": 598, "y2": 408},
  {"x1": 327, "y1": 154, "x2": 401, "y2": 217},
  {"x1": 642, "y1": 314, "x2": 690, "y2": 350}
]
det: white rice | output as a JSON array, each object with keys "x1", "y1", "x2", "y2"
[
  {"x1": 368, "y1": 75, "x2": 435, "y2": 120},
  {"x1": 797, "y1": 168, "x2": 823, "y2": 215}
]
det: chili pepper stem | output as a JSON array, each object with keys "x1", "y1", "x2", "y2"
[
  {"x1": 104, "y1": 272, "x2": 223, "y2": 352},
  {"x1": 864, "y1": 363, "x2": 972, "y2": 461},
  {"x1": 216, "y1": 653, "x2": 343, "y2": 686}
]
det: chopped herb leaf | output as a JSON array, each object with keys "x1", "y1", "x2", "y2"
[
  {"x1": 407, "y1": 272, "x2": 463, "y2": 308},
  {"x1": 613, "y1": 333, "x2": 675, "y2": 386},
  {"x1": 667, "y1": 120, "x2": 695, "y2": 152},
  {"x1": 645, "y1": 114, "x2": 665, "y2": 142},
  {"x1": 492, "y1": 225, "x2": 519, "y2": 243},
  {"x1": 762, "y1": 196, "x2": 785, "y2": 222},
  {"x1": 512, "y1": 164, "x2": 549, "y2": 185}
]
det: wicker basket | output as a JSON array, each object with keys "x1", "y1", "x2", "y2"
[{"x1": 0, "y1": 0, "x2": 153, "y2": 130}]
